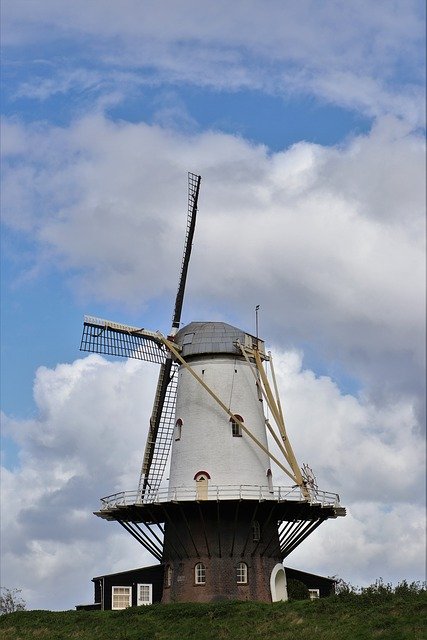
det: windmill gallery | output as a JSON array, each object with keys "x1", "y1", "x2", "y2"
[{"x1": 76, "y1": 174, "x2": 345, "y2": 609}]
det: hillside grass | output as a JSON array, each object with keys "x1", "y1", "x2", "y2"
[{"x1": 1, "y1": 589, "x2": 426, "y2": 640}]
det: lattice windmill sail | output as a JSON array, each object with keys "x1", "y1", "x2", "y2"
[
  {"x1": 80, "y1": 172, "x2": 345, "y2": 603},
  {"x1": 81, "y1": 173, "x2": 201, "y2": 503},
  {"x1": 80, "y1": 316, "x2": 177, "y2": 503}
]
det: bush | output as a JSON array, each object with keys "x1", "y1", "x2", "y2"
[
  {"x1": 394, "y1": 579, "x2": 426, "y2": 597},
  {"x1": 358, "y1": 578, "x2": 394, "y2": 604},
  {"x1": 332, "y1": 577, "x2": 427, "y2": 606},
  {"x1": 287, "y1": 579, "x2": 309, "y2": 600}
]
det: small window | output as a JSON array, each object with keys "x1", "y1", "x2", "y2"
[
  {"x1": 165, "y1": 565, "x2": 173, "y2": 588},
  {"x1": 230, "y1": 414, "x2": 243, "y2": 437},
  {"x1": 252, "y1": 520, "x2": 261, "y2": 542},
  {"x1": 175, "y1": 419, "x2": 183, "y2": 441},
  {"x1": 266, "y1": 468, "x2": 273, "y2": 493},
  {"x1": 309, "y1": 589, "x2": 320, "y2": 600},
  {"x1": 112, "y1": 586, "x2": 132, "y2": 610},
  {"x1": 137, "y1": 583, "x2": 152, "y2": 606},
  {"x1": 236, "y1": 562, "x2": 248, "y2": 584},
  {"x1": 195, "y1": 562, "x2": 206, "y2": 585}
]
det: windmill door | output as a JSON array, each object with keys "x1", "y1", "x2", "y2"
[{"x1": 194, "y1": 471, "x2": 210, "y2": 500}]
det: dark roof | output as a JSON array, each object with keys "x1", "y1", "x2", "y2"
[
  {"x1": 174, "y1": 321, "x2": 261, "y2": 358},
  {"x1": 285, "y1": 566, "x2": 336, "y2": 583},
  {"x1": 92, "y1": 563, "x2": 162, "y2": 581}
]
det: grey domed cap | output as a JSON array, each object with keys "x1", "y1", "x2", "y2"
[{"x1": 174, "y1": 321, "x2": 263, "y2": 358}]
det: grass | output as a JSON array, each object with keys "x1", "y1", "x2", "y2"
[{"x1": 1, "y1": 588, "x2": 426, "y2": 640}]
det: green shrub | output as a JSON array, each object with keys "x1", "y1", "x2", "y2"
[
  {"x1": 394, "y1": 579, "x2": 426, "y2": 597},
  {"x1": 287, "y1": 578, "x2": 309, "y2": 600}
]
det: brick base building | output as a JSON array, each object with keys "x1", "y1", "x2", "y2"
[{"x1": 75, "y1": 563, "x2": 335, "y2": 610}]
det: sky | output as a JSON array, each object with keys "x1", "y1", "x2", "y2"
[{"x1": 1, "y1": 0, "x2": 425, "y2": 611}]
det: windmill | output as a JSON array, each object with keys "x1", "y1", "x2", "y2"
[{"x1": 80, "y1": 172, "x2": 345, "y2": 603}]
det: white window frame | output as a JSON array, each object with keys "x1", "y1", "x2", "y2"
[
  {"x1": 111, "y1": 586, "x2": 132, "y2": 610},
  {"x1": 195, "y1": 562, "x2": 206, "y2": 585},
  {"x1": 236, "y1": 562, "x2": 248, "y2": 584},
  {"x1": 230, "y1": 415, "x2": 243, "y2": 437},
  {"x1": 308, "y1": 588, "x2": 320, "y2": 600},
  {"x1": 137, "y1": 583, "x2": 153, "y2": 606}
]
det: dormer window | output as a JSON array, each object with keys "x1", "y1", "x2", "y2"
[{"x1": 230, "y1": 414, "x2": 243, "y2": 437}]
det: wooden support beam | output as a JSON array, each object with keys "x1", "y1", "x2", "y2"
[
  {"x1": 162, "y1": 336, "x2": 298, "y2": 484},
  {"x1": 118, "y1": 521, "x2": 162, "y2": 561},
  {"x1": 216, "y1": 502, "x2": 222, "y2": 558},
  {"x1": 159, "y1": 505, "x2": 187, "y2": 560},
  {"x1": 229, "y1": 501, "x2": 241, "y2": 557},
  {"x1": 251, "y1": 503, "x2": 276, "y2": 557},
  {"x1": 281, "y1": 519, "x2": 325, "y2": 558},
  {"x1": 178, "y1": 504, "x2": 201, "y2": 558},
  {"x1": 239, "y1": 503, "x2": 260, "y2": 558},
  {"x1": 197, "y1": 504, "x2": 211, "y2": 558}
]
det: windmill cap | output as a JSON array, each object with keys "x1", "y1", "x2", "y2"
[{"x1": 174, "y1": 321, "x2": 265, "y2": 358}]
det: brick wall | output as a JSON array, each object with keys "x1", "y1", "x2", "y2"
[{"x1": 161, "y1": 501, "x2": 282, "y2": 603}]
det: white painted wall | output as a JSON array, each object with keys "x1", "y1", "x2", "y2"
[
  {"x1": 168, "y1": 355, "x2": 271, "y2": 492},
  {"x1": 270, "y1": 564, "x2": 288, "y2": 602}
]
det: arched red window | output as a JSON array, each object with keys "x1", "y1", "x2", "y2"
[
  {"x1": 194, "y1": 471, "x2": 210, "y2": 500},
  {"x1": 194, "y1": 471, "x2": 211, "y2": 481},
  {"x1": 230, "y1": 414, "x2": 243, "y2": 437}
]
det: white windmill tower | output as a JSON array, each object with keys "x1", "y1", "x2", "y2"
[{"x1": 80, "y1": 173, "x2": 345, "y2": 603}]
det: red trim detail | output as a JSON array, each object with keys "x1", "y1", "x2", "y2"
[{"x1": 194, "y1": 471, "x2": 211, "y2": 480}]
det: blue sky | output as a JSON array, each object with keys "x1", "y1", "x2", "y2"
[{"x1": 1, "y1": 0, "x2": 425, "y2": 610}]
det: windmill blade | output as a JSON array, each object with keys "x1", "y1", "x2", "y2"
[
  {"x1": 80, "y1": 316, "x2": 167, "y2": 364},
  {"x1": 138, "y1": 173, "x2": 202, "y2": 498},
  {"x1": 137, "y1": 359, "x2": 179, "y2": 502},
  {"x1": 172, "y1": 172, "x2": 201, "y2": 331}
]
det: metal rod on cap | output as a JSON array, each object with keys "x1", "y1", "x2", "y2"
[{"x1": 255, "y1": 304, "x2": 260, "y2": 339}]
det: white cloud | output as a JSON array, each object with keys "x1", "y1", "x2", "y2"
[
  {"x1": 1, "y1": 355, "x2": 158, "y2": 609},
  {"x1": 288, "y1": 502, "x2": 426, "y2": 586},
  {"x1": 271, "y1": 349, "x2": 425, "y2": 585},
  {"x1": 13, "y1": 68, "x2": 108, "y2": 102},
  {"x1": 269, "y1": 349, "x2": 424, "y2": 506},
  {"x1": 1, "y1": 348, "x2": 424, "y2": 609},
  {"x1": 2, "y1": 0, "x2": 425, "y2": 125},
  {"x1": 2, "y1": 113, "x2": 424, "y2": 407}
]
